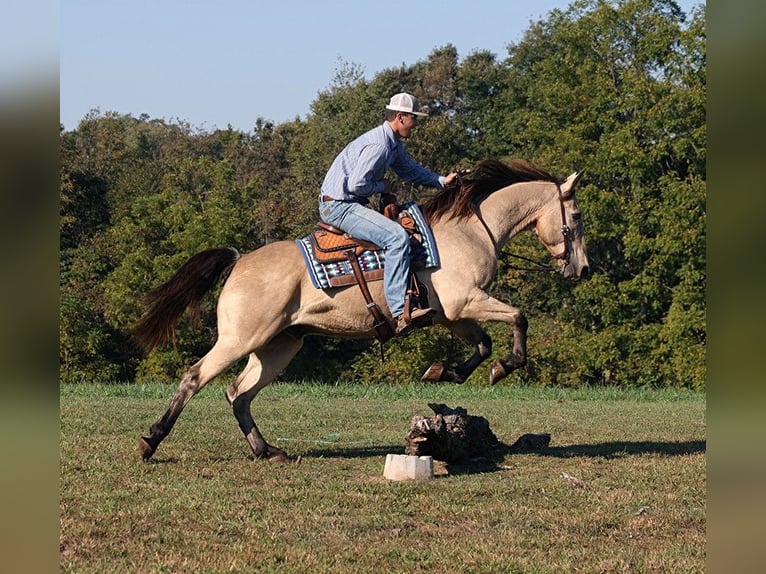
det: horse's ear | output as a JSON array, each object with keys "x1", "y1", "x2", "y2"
[{"x1": 560, "y1": 169, "x2": 585, "y2": 198}]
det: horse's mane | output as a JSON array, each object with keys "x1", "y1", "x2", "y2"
[{"x1": 421, "y1": 158, "x2": 560, "y2": 223}]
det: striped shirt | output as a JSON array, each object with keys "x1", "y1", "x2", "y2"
[{"x1": 320, "y1": 122, "x2": 445, "y2": 201}]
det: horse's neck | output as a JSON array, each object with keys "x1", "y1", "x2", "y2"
[{"x1": 478, "y1": 181, "x2": 550, "y2": 246}]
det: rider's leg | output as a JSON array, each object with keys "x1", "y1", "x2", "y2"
[{"x1": 319, "y1": 200, "x2": 410, "y2": 317}]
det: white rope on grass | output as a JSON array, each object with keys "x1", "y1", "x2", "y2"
[{"x1": 275, "y1": 433, "x2": 385, "y2": 447}]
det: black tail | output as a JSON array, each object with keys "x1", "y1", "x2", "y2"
[{"x1": 132, "y1": 247, "x2": 241, "y2": 350}]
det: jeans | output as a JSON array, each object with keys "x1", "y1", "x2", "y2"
[{"x1": 319, "y1": 198, "x2": 410, "y2": 317}]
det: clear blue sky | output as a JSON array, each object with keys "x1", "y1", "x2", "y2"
[{"x1": 59, "y1": 0, "x2": 701, "y2": 132}]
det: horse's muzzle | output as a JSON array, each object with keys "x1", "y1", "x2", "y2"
[{"x1": 561, "y1": 262, "x2": 589, "y2": 280}]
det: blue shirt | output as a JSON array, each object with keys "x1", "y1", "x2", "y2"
[{"x1": 321, "y1": 122, "x2": 445, "y2": 201}]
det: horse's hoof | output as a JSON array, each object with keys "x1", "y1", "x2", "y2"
[
  {"x1": 267, "y1": 450, "x2": 290, "y2": 463},
  {"x1": 138, "y1": 437, "x2": 155, "y2": 461},
  {"x1": 421, "y1": 363, "x2": 445, "y2": 382},
  {"x1": 489, "y1": 360, "x2": 507, "y2": 385},
  {"x1": 259, "y1": 446, "x2": 290, "y2": 463}
]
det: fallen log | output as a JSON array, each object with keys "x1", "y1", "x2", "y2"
[{"x1": 404, "y1": 403, "x2": 550, "y2": 463}]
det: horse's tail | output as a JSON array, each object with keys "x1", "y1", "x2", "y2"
[{"x1": 132, "y1": 247, "x2": 241, "y2": 350}]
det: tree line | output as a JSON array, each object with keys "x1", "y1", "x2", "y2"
[{"x1": 60, "y1": 0, "x2": 705, "y2": 389}]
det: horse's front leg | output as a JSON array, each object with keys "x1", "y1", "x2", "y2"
[
  {"x1": 488, "y1": 313, "x2": 528, "y2": 385},
  {"x1": 456, "y1": 291, "x2": 529, "y2": 385},
  {"x1": 421, "y1": 319, "x2": 492, "y2": 383}
]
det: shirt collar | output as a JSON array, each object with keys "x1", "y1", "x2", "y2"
[{"x1": 382, "y1": 121, "x2": 400, "y2": 150}]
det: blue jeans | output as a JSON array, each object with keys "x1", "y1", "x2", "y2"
[{"x1": 319, "y1": 198, "x2": 410, "y2": 317}]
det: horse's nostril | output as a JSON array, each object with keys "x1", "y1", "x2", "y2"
[{"x1": 580, "y1": 266, "x2": 589, "y2": 279}]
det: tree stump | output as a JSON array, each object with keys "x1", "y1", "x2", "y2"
[
  {"x1": 404, "y1": 403, "x2": 551, "y2": 463},
  {"x1": 404, "y1": 403, "x2": 501, "y2": 463}
]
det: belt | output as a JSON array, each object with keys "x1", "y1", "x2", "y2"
[{"x1": 320, "y1": 195, "x2": 369, "y2": 205}]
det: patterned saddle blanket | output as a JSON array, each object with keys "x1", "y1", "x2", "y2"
[{"x1": 295, "y1": 201, "x2": 440, "y2": 289}]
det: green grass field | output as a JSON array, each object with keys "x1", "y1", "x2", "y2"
[{"x1": 60, "y1": 382, "x2": 705, "y2": 573}]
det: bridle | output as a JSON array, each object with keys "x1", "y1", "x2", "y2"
[
  {"x1": 553, "y1": 182, "x2": 573, "y2": 265},
  {"x1": 469, "y1": 175, "x2": 573, "y2": 274}
]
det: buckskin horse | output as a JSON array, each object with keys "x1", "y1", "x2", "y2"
[{"x1": 134, "y1": 159, "x2": 589, "y2": 462}]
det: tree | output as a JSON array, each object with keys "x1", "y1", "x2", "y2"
[
  {"x1": 59, "y1": 0, "x2": 705, "y2": 389},
  {"x1": 491, "y1": 0, "x2": 705, "y2": 388}
]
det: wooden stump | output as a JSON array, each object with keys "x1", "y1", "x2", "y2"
[
  {"x1": 404, "y1": 403, "x2": 551, "y2": 463},
  {"x1": 404, "y1": 403, "x2": 501, "y2": 463}
]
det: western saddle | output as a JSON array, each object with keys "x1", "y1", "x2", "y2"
[{"x1": 310, "y1": 195, "x2": 429, "y2": 342}]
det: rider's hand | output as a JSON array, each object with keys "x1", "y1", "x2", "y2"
[{"x1": 444, "y1": 172, "x2": 460, "y2": 187}]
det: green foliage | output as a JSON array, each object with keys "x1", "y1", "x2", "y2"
[
  {"x1": 340, "y1": 327, "x2": 467, "y2": 385},
  {"x1": 59, "y1": 0, "x2": 705, "y2": 389}
]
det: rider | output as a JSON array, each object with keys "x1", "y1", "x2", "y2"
[{"x1": 319, "y1": 92, "x2": 458, "y2": 336}]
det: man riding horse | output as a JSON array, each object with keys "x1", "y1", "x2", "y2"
[
  {"x1": 319, "y1": 92, "x2": 459, "y2": 336},
  {"x1": 134, "y1": 102, "x2": 589, "y2": 462}
]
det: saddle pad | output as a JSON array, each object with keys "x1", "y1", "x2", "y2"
[{"x1": 295, "y1": 201, "x2": 440, "y2": 289}]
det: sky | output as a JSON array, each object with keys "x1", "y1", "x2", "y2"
[{"x1": 59, "y1": 0, "x2": 702, "y2": 133}]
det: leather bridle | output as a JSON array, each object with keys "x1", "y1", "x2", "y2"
[
  {"x1": 473, "y1": 180, "x2": 573, "y2": 274},
  {"x1": 554, "y1": 182, "x2": 573, "y2": 265}
]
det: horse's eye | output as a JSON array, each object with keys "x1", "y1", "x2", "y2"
[{"x1": 571, "y1": 212, "x2": 582, "y2": 221}]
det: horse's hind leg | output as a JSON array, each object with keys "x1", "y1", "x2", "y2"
[
  {"x1": 421, "y1": 319, "x2": 492, "y2": 383},
  {"x1": 225, "y1": 331, "x2": 304, "y2": 462},
  {"x1": 139, "y1": 339, "x2": 243, "y2": 461}
]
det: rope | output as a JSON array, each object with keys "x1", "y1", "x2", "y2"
[{"x1": 275, "y1": 434, "x2": 385, "y2": 447}]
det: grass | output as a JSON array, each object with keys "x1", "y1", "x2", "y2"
[{"x1": 60, "y1": 382, "x2": 706, "y2": 573}]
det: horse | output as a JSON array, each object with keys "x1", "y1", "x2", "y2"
[{"x1": 133, "y1": 158, "x2": 589, "y2": 462}]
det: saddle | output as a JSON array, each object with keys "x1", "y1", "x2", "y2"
[
  {"x1": 308, "y1": 199, "x2": 427, "y2": 342},
  {"x1": 309, "y1": 222, "x2": 380, "y2": 264},
  {"x1": 309, "y1": 201, "x2": 420, "y2": 264}
]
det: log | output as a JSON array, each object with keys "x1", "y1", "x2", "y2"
[
  {"x1": 404, "y1": 403, "x2": 501, "y2": 462},
  {"x1": 403, "y1": 403, "x2": 550, "y2": 463}
]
